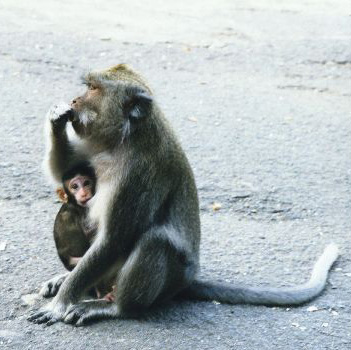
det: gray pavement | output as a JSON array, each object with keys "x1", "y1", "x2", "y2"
[{"x1": 0, "y1": 1, "x2": 350, "y2": 349}]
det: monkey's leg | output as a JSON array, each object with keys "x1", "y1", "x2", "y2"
[
  {"x1": 63, "y1": 232, "x2": 195, "y2": 326},
  {"x1": 115, "y1": 235, "x2": 194, "y2": 313},
  {"x1": 40, "y1": 273, "x2": 69, "y2": 298}
]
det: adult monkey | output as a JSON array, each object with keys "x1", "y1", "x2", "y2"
[{"x1": 29, "y1": 64, "x2": 339, "y2": 326}]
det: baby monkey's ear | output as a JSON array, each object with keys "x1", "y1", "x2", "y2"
[
  {"x1": 56, "y1": 187, "x2": 68, "y2": 203},
  {"x1": 123, "y1": 86, "x2": 153, "y2": 120}
]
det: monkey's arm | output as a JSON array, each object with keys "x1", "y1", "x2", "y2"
[{"x1": 44, "y1": 103, "x2": 81, "y2": 183}]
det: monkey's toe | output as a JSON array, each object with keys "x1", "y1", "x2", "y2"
[
  {"x1": 63, "y1": 302, "x2": 109, "y2": 326},
  {"x1": 75, "y1": 314, "x2": 92, "y2": 327},
  {"x1": 40, "y1": 283, "x2": 55, "y2": 298},
  {"x1": 27, "y1": 310, "x2": 45, "y2": 322},
  {"x1": 63, "y1": 305, "x2": 85, "y2": 325},
  {"x1": 28, "y1": 310, "x2": 59, "y2": 325},
  {"x1": 40, "y1": 274, "x2": 67, "y2": 298}
]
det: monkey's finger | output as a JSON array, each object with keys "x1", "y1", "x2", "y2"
[
  {"x1": 28, "y1": 311, "x2": 52, "y2": 324},
  {"x1": 75, "y1": 315, "x2": 90, "y2": 327},
  {"x1": 45, "y1": 317, "x2": 60, "y2": 326},
  {"x1": 34, "y1": 314, "x2": 52, "y2": 324},
  {"x1": 49, "y1": 285, "x2": 59, "y2": 296},
  {"x1": 39, "y1": 284, "x2": 53, "y2": 298},
  {"x1": 73, "y1": 309, "x2": 96, "y2": 327},
  {"x1": 63, "y1": 312, "x2": 79, "y2": 324},
  {"x1": 27, "y1": 310, "x2": 45, "y2": 322},
  {"x1": 63, "y1": 307, "x2": 83, "y2": 324},
  {"x1": 50, "y1": 103, "x2": 72, "y2": 120}
]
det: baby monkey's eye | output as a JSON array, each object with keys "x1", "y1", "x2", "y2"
[
  {"x1": 83, "y1": 180, "x2": 91, "y2": 187},
  {"x1": 71, "y1": 184, "x2": 79, "y2": 190}
]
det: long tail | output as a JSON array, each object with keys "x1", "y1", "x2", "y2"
[{"x1": 180, "y1": 244, "x2": 339, "y2": 306}]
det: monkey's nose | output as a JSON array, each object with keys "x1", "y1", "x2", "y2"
[{"x1": 71, "y1": 96, "x2": 81, "y2": 106}]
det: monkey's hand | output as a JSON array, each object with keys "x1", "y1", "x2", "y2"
[
  {"x1": 27, "y1": 299, "x2": 69, "y2": 326},
  {"x1": 47, "y1": 102, "x2": 73, "y2": 130},
  {"x1": 39, "y1": 273, "x2": 69, "y2": 298}
]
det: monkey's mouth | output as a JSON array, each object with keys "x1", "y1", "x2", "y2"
[{"x1": 80, "y1": 198, "x2": 92, "y2": 207}]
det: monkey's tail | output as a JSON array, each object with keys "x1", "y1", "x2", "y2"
[{"x1": 180, "y1": 244, "x2": 339, "y2": 306}]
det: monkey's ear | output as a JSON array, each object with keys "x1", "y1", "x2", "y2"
[
  {"x1": 56, "y1": 188, "x2": 68, "y2": 203},
  {"x1": 124, "y1": 87, "x2": 153, "y2": 120}
]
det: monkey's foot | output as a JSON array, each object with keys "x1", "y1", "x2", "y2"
[
  {"x1": 63, "y1": 300, "x2": 119, "y2": 326},
  {"x1": 27, "y1": 309, "x2": 61, "y2": 326},
  {"x1": 40, "y1": 273, "x2": 69, "y2": 298},
  {"x1": 27, "y1": 301, "x2": 66, "y2": 326}
]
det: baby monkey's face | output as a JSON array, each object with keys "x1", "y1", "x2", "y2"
[{"x1": 66, "y1": 175, "x2": 94, "y2": 207}]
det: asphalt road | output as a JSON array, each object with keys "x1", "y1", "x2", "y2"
[{"x1": 0, "y1": 1, "x2": 350, "y2": 349}]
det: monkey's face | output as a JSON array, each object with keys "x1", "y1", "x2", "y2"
[
  {"x1": 70, "y1": 80, "x2": 103, "y2": 137},
  {"x1": 65, "y1": 175, "x2": 94, "y2": 207},
  {"x1": 70, "y1": 65, "x2": 153, "y2": 146}
]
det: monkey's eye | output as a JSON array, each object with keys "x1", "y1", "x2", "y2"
[
  {"x1": 88, "y1": 84, "x2": 97, "y2": 91},
  {"x1": 71, "y1": 183, "x2": 79, "y2": 191},
  {"x1": 83, "y1": 180, "x2": 91, "y2": 187}
]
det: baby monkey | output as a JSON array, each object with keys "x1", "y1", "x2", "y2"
[
  {"x1": 54, "y1": 162, "x2": 115, "y2": 301},
  {"x1": 54, "y1": 161, "x2": 95, "y2": 271}
]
